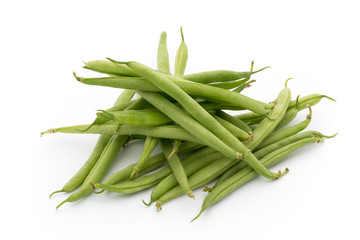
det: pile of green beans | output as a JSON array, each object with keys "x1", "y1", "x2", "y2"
[{"x1": 42, "y1": 28, "x2": 336, "y2": 220}]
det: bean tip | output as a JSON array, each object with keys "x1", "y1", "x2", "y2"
[
  {"x1": 40, "y1": 128, "x2": 56, "y2": 136},
  {"x1": 275, "y1": 168, "x2": 290, "y2": 179},
  {"x1": 191, "y1": 210, "x2": 204, "y2": 222},
  {"x1": 155, "y1": 201, "x2": 162, "y2": 212},
  {"x1": 73, "y1": 72, "x2": 83, "y2": 82},
  {"x1": 285, "y1": 78, "x2": 293, "y2": 88},
  {"x1": 187, "y1": 191, "x2": 195, "y2": 199},
  {"x1": 56, "y1": 199, "x2": 67, "y2": 209},
  {"x1": 306, "y1": 105, "x2": 312, "y2": 121},
  {"x1": 322, "y1": 95, "x2": 336, "y2": 102},
  {"x1": 49, "y1": 190, "x2": 64, "y2": 199},
  {"x1": 106, "y1": 57, "x2": 128, "y2": 65},
  {"x1": 142, "y1": 199, "x2": 152, "y2": 206}
]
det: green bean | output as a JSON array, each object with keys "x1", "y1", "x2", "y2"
[
  {"x1": 274, "y1": 107, "x2": 298, "y2": 130},
  {"x1": 216, "y1": 110, "x2": 252, "y2": 134},
  {"x1": 123, "y1": 62, "x2": 285, "y2": 179},
  {"x1": 161, "y1": 73, "x2": 273, "y2": 110},
  {"x1": 233, "y1": 79, "x2": 256, "y2": 93},
  {"x1": 80, "y1": 96, "x2": 154, "y2": 133},
  {"x1": 148, "y1": 148, "x2": 222, "y2": 205},
  {"x1": 103, "y1": 141, "x2": 203, "y2": 185},
  {"x1": 107, "y1": 98, "x2": 152, "y2": 112},
  {"x1": 56, "y1": 135, "x2": 128, "y2": 208},
  {"x1": 206, "y1": 79, "x2": 292, "y2": 181},
  {"x1": 136, "y1": 91, "x2": 238, "y2": 158},
  {"x1": 288, "y1": 94, "x2": 335, "y2": 109},
  {"x1": 98, "y1": 109, "x2": 173, "y2": 126},
  {"x1": 156, "y1": 124, "x2": 314, "y2": 207},
  {"x1": 174, "y1": 27, "x2": 188, "y2": 77},
  {"x1": 112, "y1": 90, "x2": 136, "y2": 106},
  {"x1": 94, "y1": 164, "x2": 170, "y2": 194},
  {"x1": 245, "y1": 79, "x2": 292, "y2": 151},
  {"x1": 157, "y1": 29, "x2": 182, "y2": 170},
  {"x1": 168, "y1": 139, "x2": 182, "y2": 159},
  {"x1": 182, "y1": 66, "x2": 270, "y2": 84},
  {"x1": 257, "y1": 105, "x2": 312, "y2": 149},
  {"x1": 155, "y1": 156, "x2": 236, "y2": 211},
  {"x1": 49, "y1": 90, "x2": 135, "y2": 198},
  {"x1": 49, "y1": 134, "x2": 113, "y2": 198},
  {"x1": 41, "y1": 123, "x2": 206, "y2": 144},
  {"x1": 204, "y1": 161, "x2": 247, "y2": 192},
  {"x1": 78, "y1": 68, "x2": 272, "y2": 114},
  {"x1": 233, "y1": 61, "x2": 255, "y2": 93},
  {"x1": 160, "y1": 139, "x2": 193, "y2": 198},
  {"x1": 236, "y1": 94, "x2": 335, "y2": 126},
  {"x1": 275, "y1": 94, "x2": 335, "y2": 130},
  {"x1": 95, "y1": 146, "x2": 216, "y2": 194},
  {"x1": 129, "y1": 136, "x2": 160, "y2": 180},
  {"x1": 140, "y1": 89, "x2": 283, "y2": 179},
  {"x1": 157, "y1": 31, "x2": 171, "y2": 75},
  {"x1": 253, "y1": 131, "x2": 336, "y2": 160},
  {"x1": 206, "y1": 129, "x2": 330, "y2": 192},
  {"x1": 213, "y1": 115, "x2": 250, "y2": 140},
  {"x1": 83, "y1": 60, "x2": 139, "y2": 77},
  {"x1": 192, "y1": 136, "x2": 322, "y2": 221},
  {"x1": 209, "y1": 78, "x2": 247, "y2": 89}
]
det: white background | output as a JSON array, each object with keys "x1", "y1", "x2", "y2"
[{"x1": 1, "y1": 0, "x2": 359, "y2": 239}]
